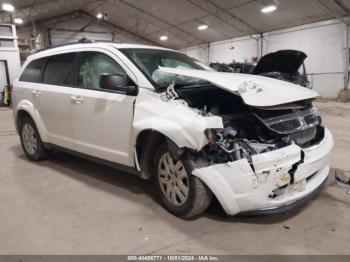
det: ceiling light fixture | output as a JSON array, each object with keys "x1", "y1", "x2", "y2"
[
  {"x1": 96, "y1": 12, "x2": 103, "y2": 19},
  {"x1": 261, "y1": 5, "x2": 277, "y2": 13},
  {"x1": 198, "y1": 24, "x2": 208, "y2": 31},
  {"x1": 160, "y1": 35, "x2": 168, "y2": 41},
  {"x1": 2, "y1": 3, "x2": 15, "y2": 12},
  {"x1": 14, "y1": 18, "x2": 23, "y2": 24}
]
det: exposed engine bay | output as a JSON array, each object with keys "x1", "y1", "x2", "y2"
[{"x1": 163, "y1": 83, "x2": 324, "y2": 165}]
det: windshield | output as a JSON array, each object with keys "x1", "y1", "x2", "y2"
[{"x1": 121, "y1": 48, "x2": 211, "y2": 89}]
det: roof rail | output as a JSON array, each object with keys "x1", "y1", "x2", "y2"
[{"x1": 34, "y1": 38, "x2": 95, "y2": 54}]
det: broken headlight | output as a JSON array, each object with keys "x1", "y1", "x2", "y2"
[
  {"x1": 312, "y1": 107, "x2": 322, "y2": 126},
  {"x1": 204, "y1": 127, "x2": 278, "y2": 163}
]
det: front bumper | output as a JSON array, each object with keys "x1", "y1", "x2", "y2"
[
  {"x1": 192, "y1": 127, "x2": 334, "y2": 215},
  {"x1": 238, "y1": 173, "x2": 328, "y2": 216}
]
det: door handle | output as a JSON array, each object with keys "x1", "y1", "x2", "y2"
[
  {"x1": 32, "y1": 90, "x2": 42, "y2": 97},
  {"x1": 70, "y1": 96, "x2": 84, "y2": 104}
]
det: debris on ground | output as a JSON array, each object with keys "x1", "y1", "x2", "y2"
[{"x1": 335, "y1": 169, "x2": 350, "y2": 188}]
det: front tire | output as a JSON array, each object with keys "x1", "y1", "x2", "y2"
[
  {"x1": 154, "y1": 143, "x2": 212, "y2": 218},
  {"x1": 19, "y1": 116, "x2": 48, "y2": 161}
]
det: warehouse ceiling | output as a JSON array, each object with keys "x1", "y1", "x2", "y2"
[{"x1": 1, "y1": 0, "x2": 350, "y2": 48}]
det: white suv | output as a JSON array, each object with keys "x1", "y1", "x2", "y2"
[{"x1": 12, "y1": 41, "x2": 334, "y2": 217}]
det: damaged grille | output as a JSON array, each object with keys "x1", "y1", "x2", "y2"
[
  {"x1": 255, "y1": 107, "x2": 320, "y2": 135},
  {"x1": 270, "y1": 119, "x2": 301, "y2": 133}
]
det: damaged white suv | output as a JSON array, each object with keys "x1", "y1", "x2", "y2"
[{"x1": 12, "y1": 42, "x2": 334, "y2": 217}]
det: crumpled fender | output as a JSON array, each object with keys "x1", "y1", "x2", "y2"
[
  {"x1": 132, "y1": 89, "x2": 223, "y2": 150},
  {"x1": 14, "y1": 99, "x2": 48, "y2": 142}
]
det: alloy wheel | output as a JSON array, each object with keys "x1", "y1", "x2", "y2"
[
  {"x1": 22, "y1": 123, "x2": 38, "y2": 155},
  {"x1": 158, "y1": 152, "x2": 189, "y2": 206}
]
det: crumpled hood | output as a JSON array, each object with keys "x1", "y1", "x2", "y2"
[
  {"x1": 159, "y1": 67, "x2": 318, "y2": 107},
  {"x1": 252, "y1": 50, "x2": 307, "y2": 75}
]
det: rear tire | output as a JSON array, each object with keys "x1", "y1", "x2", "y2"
[
  {"x1": 154, "y1": 143, "x2": 212, "y2": 218},
  {"x1": 19, "y1": 116, "x2": 48, "y2": 161}
]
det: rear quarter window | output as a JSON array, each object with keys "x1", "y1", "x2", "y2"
[{"x1": 19, "y1": 58, "x2": 47, "y2": 83}]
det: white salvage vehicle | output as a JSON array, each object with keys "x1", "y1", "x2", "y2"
[{"x1": 12, "y1": 41, "x2": 334, "y2": 217}]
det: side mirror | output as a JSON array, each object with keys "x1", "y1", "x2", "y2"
[{"x1": 99, "y1": 74, "x2": 138, "y2": 96}]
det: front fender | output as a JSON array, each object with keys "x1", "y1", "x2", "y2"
[
  {"x1": 14, "y1": 100, "x2": 48, "y2": 142},
  {"x1": 133, "y1": 90, "x2": 223, "y2": 150},
  {"x1": 133, "y1": 117, "x2": 209, "y2": 150}
]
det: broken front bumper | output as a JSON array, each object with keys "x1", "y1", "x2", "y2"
[{"x1": 192, "y1": 127, "x2": 334, "y2": 215}]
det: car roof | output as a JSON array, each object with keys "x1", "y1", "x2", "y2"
[{"x1": 27, "y1": 42, "x2": 177, "y2": 61}]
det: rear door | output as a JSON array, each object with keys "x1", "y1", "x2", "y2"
[
  {"x1": 70, "y1": 51, "x2": 136, "y2": 166},
  {"x1": 15, "y1": 58, "x2": 48, "y2": 117},
  {"x1": 39, "y1": 52, "x2": 77, "y2": 149}
]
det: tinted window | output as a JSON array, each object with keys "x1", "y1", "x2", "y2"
[
  {"x1": 0, "y1": 39, "x2": 15, "y2": 47},
  {"x1": 19, "y1": 58, "x2": 47, "y2": 83},
  {"x1": 79, "y1": 52, "x2": 126, "y2": 89},
  {"x1": 43, "y1": 53, "x2": 76, "y2": 86},
  {"x1": 0, "y1": 25, "x2": 13, "y2": 36}
]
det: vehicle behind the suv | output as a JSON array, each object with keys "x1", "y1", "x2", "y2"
[
  {"x1": 209, "y1": 63, "x2": 234, "y2": 72},
  {"x1": 228, "y1": 62, "x2": 256, "y2": 74},
  {"x1": 252, "y1": 50, "x2": 310, "y2": 88}
]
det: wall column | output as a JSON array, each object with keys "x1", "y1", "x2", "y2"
[{"x1": 338, "y1": 21, "x2": 350, "y2": 101}]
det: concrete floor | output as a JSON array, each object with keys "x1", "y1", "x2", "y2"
[{"x1": 0, "y1": 101, "x2": 349, "y2": 255}]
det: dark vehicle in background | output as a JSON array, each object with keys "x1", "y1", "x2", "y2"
[
  {"x1": 252, "y1": 50, "x2": 310, "y2": 88},
  {"x1": 210, "y1": 50, "x2": 310, "y2": 88},
  {"x1": 209, "y1": 63, "x2": 234, "y2": 72},
  {"x1": 228, "y1": 62, "x2": 256, "y2": 74}
]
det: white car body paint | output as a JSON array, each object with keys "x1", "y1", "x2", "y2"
[
  {"x1": 159, "y1": 67, "x2": 319, "y2": 107},
  {"x1": 12, "y1": 42, "x2": 334, "y2": 215},
  {"x1": 132, "y1": 88, "x2": 223, "y2": 151}
]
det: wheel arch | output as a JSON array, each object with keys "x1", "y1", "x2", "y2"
[
  {"x1": 15, "y1": 101, "x2": 48, "y2": 142},
  {"x1": 135, "y1": 129, "x2": 168, "y2": 179},
  {"x1": 133, "y1": 116, "x2": 211, "y2": 152}
]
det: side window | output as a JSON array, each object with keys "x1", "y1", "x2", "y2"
[
  {"x1": 19, "y1": 58, "x2": 47, "y2": 83},
  {"x1": 43, "y1": 53, "x2": 76, "y2": 86},
  {"x1": 79, "y1": 52, "x2": 127, "y2": 89}
]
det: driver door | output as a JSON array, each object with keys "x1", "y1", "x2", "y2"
[{"x1": 70, "y1": 51, "x2": 136, "y2": 166}]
